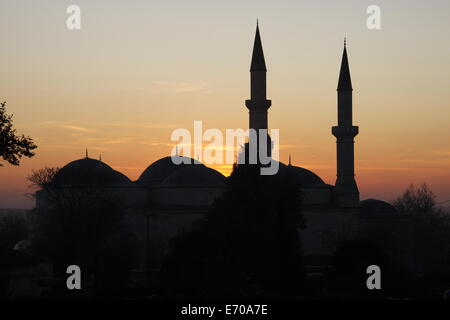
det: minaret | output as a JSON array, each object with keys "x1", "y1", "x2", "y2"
[
  {"x1": 332, "y1": 40, "x2": 359, "y2": 207},
  {"x1": 245, "y1": 22, "x2": 272, "y2": 133}
]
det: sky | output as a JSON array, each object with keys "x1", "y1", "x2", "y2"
[{"x1": 1, "y1": 0, "x2": 450, "y2": 208}]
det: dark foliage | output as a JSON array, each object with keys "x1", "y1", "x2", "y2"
[
  {"x1": 29, "y1": 183, "x2": 135, "y2": 298},
  {"x1": 393, "y1": 183, "x2": 438, "y2": 215},
  {"x1": 162, "y1": 158, "x2": 305, "y2": 299},
  {"x1": 324, "y1": 239, "x2": 431, "y2": 299},
  {"x1": 0, "y1": 212, "x2": 28, "y2": 249},
  {"x1": 394, "y1": 183, "x2": 450, "y2": 276},
  {"x1": 0, "y1": 101, "x2": 37, "y2": 166}
]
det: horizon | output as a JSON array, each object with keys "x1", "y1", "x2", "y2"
[{"x1": 1, "y1": 0, "x2": 450, "y2": 208}]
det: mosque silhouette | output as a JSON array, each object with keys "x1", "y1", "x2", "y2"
[{"x1": 36, "y1": 24, "x2": 411, "y2": 276}]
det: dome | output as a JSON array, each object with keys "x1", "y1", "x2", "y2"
[
  {"x1": 137, "y1": 156, "x2": 201, "y2": 185},
  {"x1": 287, "y1": 164, "x2": 326, "y2": 186},
  {"x1": 160, "y1": 165, "x2": 225, "y2": 187},
  {"x1": 229, "y1": 160, "x2": 325, "y2": 187},
  {"x1": 360, "y1": 199, "x2": 397, "y2": 215},
  {"x1": 53, "y1": 158, "x2": 132, "y2": 186}
]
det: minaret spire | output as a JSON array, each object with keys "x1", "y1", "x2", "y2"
[
  {"x1": 250, "y1": 22, "x2": 267, "y2": 72},
  {"x1": 245, "y1": 23, "x2": 271, "y2": 130},
  {"x1": 337, "y1": 40, "x2": 352, "y2": 91},
  {"x1": 245, "y1": 23, "x2": 272, "y2": 161},
  {"x1": 85, "y1": 148, "x2": 88, "y2": 158},
  {"x1": 332, "y1": 41, "x2": 359, "y2": 208}
]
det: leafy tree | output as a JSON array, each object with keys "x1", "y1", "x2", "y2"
[
  {"x1": 0, "y1": 101, "x2": 37, "y2": 166},
  {"x1": 162, "y1": 156, "x2": 305, "y2": 299}
]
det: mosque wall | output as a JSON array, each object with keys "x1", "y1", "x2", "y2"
[
  {"x1": 301, "y1": 210, "x2": 358, "y2": 257},
  {"x1": 124, "y1": 209, "x2": 207, "y2": 269},
  {"x1": 301, "y1": 186, "x2": 333, "y2": 206},
  {"x1": 150, "y1": 186, "x2": 225, "y2": 207},
  {"x1": 357, "y1": 215, "x2": 416, "y2": 272}
]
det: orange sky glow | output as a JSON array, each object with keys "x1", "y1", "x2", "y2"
[{"x1": 1, "y1": 0, "x2": 450, "y2": 208}]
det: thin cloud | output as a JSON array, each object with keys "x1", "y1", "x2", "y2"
[
  {"x1": 100, "y1": 121, "x2": 177, "y2": 129},
  {"x1": 430, "y1": 149, "x2": 450, "y2": 158},
  {"x1": 61, "y1": 125, "x2": 92, "y2": 133},
  {"x1": 112, "y1": 166, "x2": 145, "y2": 171},
  {"x1": 138, "y1": 141, "x2": 174, "y2": 147},
  {"x1": 42, "y1": 121, "x2": 93, "y2": 133},
  {"x1": 152, "y1": 81, "x2": 207, "y2": 93},
  {"x1": 278, "y1": 143, "x2": 308, "y2": 150},
  {"x1": 42, "y1": 120, "x2": 176, "y2": 130}
]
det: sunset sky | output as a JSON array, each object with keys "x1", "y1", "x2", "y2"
[{"x1": 1, "y1": 0, "x2": 450, "y2": 208}]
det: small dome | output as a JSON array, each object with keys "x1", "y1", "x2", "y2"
[
  {"x1": 360, "y1": 199, "x2": 397, "y2": 215},
  {"x1": 137, "y1": 156, "x2": 201, "y2": 185},
  {"x1": 161, "y1": 165, "x2": 225, "y2": 187},
  {"x1": 53, "y1": 158, "x2": 132, "y2": 186},
  {"x1": 287, "y1": 165, "x2": 325, "y2": 186}
]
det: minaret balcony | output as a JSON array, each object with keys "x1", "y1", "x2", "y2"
[
  {"x1": 245, "y1": 99, "x2": 272, "y2": 110},
  {"x1": 332, "y1": 125, "x2": 359, "y2": 137}
]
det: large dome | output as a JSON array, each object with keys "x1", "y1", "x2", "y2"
[
  {"x1": 287, "y1": 164, "x2": 325, "y2": 186},
  {"x1": 53, "y1": 158, "x2": 132, "y2": 186},
  {"x1": 161, "y1": 165, "x2": 225, "y2": 187},
  {"x1": 137, "y1": 156, "x2": 201, "y2": 185}
]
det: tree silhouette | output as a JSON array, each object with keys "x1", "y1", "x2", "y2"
[
  {"x1": 162, "y1": 155, "x2": 305, "y2": 299},
  {"x1": 26, "y1": 167, "x2": 61, "y2": 200},
  {"x1": 393, "y1": 184, "x2": 450, "y2": 284},
  {"x1": 0, "y1": 211, "x2": 28, "y2": 249},
  {"x1": 28, "y1": 176, "x2": 135, "y2": 298},
  {"x1": 324, "y1": 239, "x2": 428, "y2": 299},
  {"x1": 0, "y1": 101, "x2": 37, "y2": 166},
  {"x1": 393, "y1": 183, "x2": 439, "y2": 216},
  {"x1": 27, "y1": 167, "x2": 61, "y2": 190}
]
